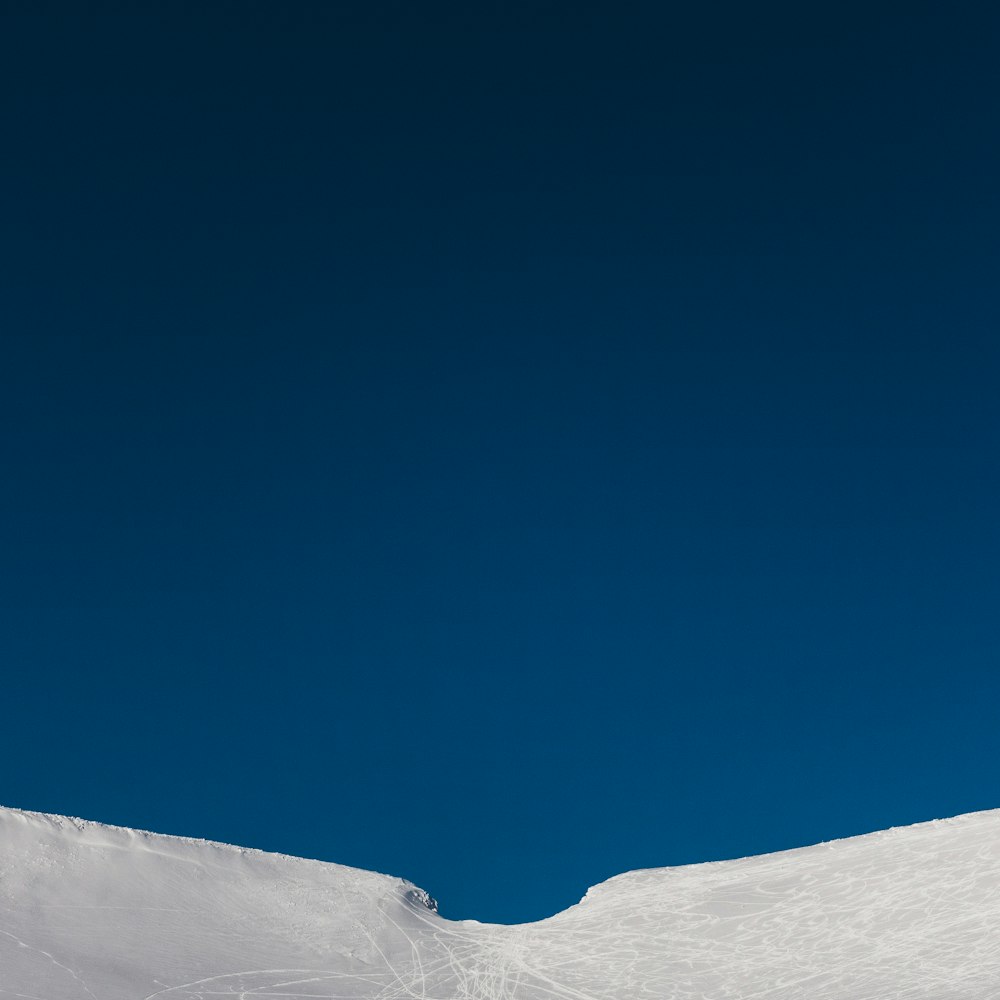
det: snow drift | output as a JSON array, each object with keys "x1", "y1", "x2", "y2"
[{"x1": 2, "y1": 805, "x2": 999, "y2": 999}]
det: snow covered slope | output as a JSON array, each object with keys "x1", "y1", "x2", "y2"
[{"x1": 2, "y1": 806, "x2": 999, "y2": 999}]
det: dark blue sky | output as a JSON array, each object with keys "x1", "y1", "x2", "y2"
[{"x1": 2, "y1": 3, "x2": 998, "y2": 923}]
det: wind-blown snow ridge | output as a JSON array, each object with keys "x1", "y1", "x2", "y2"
[
  {"x1": 2, "y1": 805, "x2": 1000, "y2": 999},
  {"x1": 0, "y1": 805, "x2": 412, "y2": 881}
]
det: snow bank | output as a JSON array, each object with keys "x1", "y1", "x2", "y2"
[{"x1": 2, "y1": 805, "x2": 999, "y2": 998}]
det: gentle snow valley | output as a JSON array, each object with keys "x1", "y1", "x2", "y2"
[{"x1": 2, "y1": 805, "x2": 999, "y2": 999}]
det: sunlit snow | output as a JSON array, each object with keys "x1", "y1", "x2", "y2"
[{"x1": 2, "y1": 805, "x2": 999, "y2": 998}]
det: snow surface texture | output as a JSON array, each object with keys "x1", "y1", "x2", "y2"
[{"x1": 2, "y1": 806, "x2": 999, "y2": 999}]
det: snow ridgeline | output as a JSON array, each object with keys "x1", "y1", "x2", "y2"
[{"x1": 2, "y1": 805, "x2": 1000, "y2": 999}]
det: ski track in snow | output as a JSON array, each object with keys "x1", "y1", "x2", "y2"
[{"x1": 2, "y1": 807, "x2": 1000, "y2": 999}]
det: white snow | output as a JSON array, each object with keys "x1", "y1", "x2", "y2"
[{"x1": 2, "y1": 805, "x2": 1000, "y2": 998}]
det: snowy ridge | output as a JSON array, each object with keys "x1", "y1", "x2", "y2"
[
  {"x1": 0, "y1": 806, "x2": 413, "y2": 886},
  {"x1": 2, "y1": 805, "x2": 1000, "y2": 999}
]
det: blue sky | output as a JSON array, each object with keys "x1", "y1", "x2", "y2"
[{"x1": 2, "y1": 3, "x2": 998, "y2": 923}]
